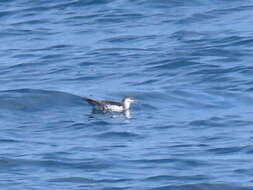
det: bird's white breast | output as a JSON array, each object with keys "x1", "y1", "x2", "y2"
[{"x1": 105, "y1": 105, "x2": 124, "y2": 112}]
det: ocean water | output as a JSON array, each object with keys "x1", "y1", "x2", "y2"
[{"x1": 1, "y1": 0, "x2": 253, "y2": 189}]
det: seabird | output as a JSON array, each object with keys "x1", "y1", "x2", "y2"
[{"x1": 84, "y1": 95, "x2": 135, "y2": 112}]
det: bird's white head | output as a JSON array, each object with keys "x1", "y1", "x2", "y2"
[{"x1": 122, "y1": 95, "x2": 135, "y2": 110}]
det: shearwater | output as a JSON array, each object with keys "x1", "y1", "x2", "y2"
[{"x1": 84, "y1": 95, "x2": 135, "y2": 112}]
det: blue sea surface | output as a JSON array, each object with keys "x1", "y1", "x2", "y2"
[{"x1": 1, "y1": 0, "x2": 253, "y2": 189}]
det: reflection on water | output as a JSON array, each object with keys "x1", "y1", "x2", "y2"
[{"x1": 124, "y1": 110, "x2": 131, "y2": 118}]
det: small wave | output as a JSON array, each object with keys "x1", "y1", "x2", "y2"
[
  {"x1": 49, "y1": 176, "x2": 129, "y2": 184},
  {"x1": 0, "y1": 157, "x2": 112, "y2": 170},
  {"x1": 146, "y1": 59, "x2": 200, "y2": 70},
  {"x1": 0, "y1": 88, "x2": 85, "y2": 112},
  {"x1": 207, "y1": 146, "x2": 251, "y2": 155},
  {"x1": 96, "y1": 131, "x2": 141, "y2": 139},
  {"x1": 145, "y1": 174, "x2": 208, "y2": 182},
  {"x1": 148, "y1": 183, "x2": 252, "y2": 190},
  {"x1": 48, "y1": 177, "x2": 95, "y2": 183}
]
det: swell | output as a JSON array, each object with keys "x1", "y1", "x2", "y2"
[{"x1": 0, "y1": 88, "x2": 85, "y2": 112}]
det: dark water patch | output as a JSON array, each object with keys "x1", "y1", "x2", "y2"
[
  {"x1": 19, "y1": 5, "x2": 52, "y2": 14},
  {"x1": 168, "y1": 143, "x2": 198, "y2": 149},
  {"x1": 40, "y1": 54, "x2": 69, "y2": 61},
  {"x1": 65, "y1": 14, "x2": 99, "y2": 23},
  {"x1": 191, "y1": 48, "x2": 242, "y2": 58},
  {"x1": 170, "y1": 30, "x2": 208, "y2": 43},
  {"x1": 47, "y1": 68, "x2": 69, "y2": 75},
  {"x1": 137, "y1": 0, "x2": 205, "y2": 8},
  {"x1": 78, "y1": 61, "x2": 97, "y2": 67},
  {"x1": 11, "y1": 53, "x2": 38, "y2": 59},
  {"x1": 104, "y1": 35, "x2": 138, "y2": 43},
  {"x1": 101, "y1": 188, "x2": 131, "y2": 190},
  {"x1": 145, "y1": 59, "x2": 201, "y2": 71},
  {"x1": 66, "y1": 75, "x2": 111, "y2": 82},
  {"x1": 69, "y1": 122, "x2": 89, "y2": 130},
  {"x1": 0, "y1": 157, "x2": 112, "y2": 170},
  {"x1": 8, "y1": 62, "x2": 49, "y2": 70},
  {"x1": 189, "y1": 119, "x2": 225, "y2": 128},
  {"x1": 148, "y1": 183, "x2": 253, "y2": 190},
  {"x1": 128, "y1": 158, "x2": 208, "y2": 172},
  {"x1": 17, "y1": 44, "x2": 72, "y2": 54},
  {"x1": 145, "y1": 174, "x2": 208, "y2": 183},
  {"x1": 70, "y1": 0, "x2": 111, "y2": 7},
  {"x1": 92, "y1": 47, "x2": 157, "y2": 54},
  {"x1": 49, "y1": 177, "x2": 95, "y2": 183},
  {"x1": 89, "y1": 120, "x2": 111, "y2": 126},
  {"x1": 49, "y1": 176, "x2": 130, "y2": 184},
  {"x1": 177, "y1": 13, "x2": 216, "y2": 25},
  {"x1": 234, "y1": 168, "x2": 253, "y2": 176},
  {"x1": 1, "y1": 28, "x2": 55, "y2": 37},
  {"x1": 209, "y1": 36, "x2": 253, "y2": 48},
  {"x1": 0, "y1": 10, "x2": 14, "y2": 18},
  {"x1": 41, "y1": 152, "x2": 73, "y2": 160},
  {"x1": 176, "y1": 158, "x2": 207, "y2": 168},
  {"x1": 45, "y1": 44, "x2": 73, "y2": 50},
  {"x1": 96, "y1": 131, "x2": 141, "y2": 140},
  {"x1": 189, "y1": 116, "x2": 253, "y2": 130},
  {"x1": 0, "y1": 139, "x2": 19, "y2": 143},
  {"x1": 129, "y1": 158, "x2": 176, "y2": 164},
  {"x1": 134, "y1": 79, "x2": 159, "y2": 86},
  {"x1": 103, "y1": 34, "x2": 156, "y2": 44},
  {"x1": 207, "y1": 147, "x2": 243, "y2": 155},
  {"x1": 207, "y1": 5, "x2": 253, "y2": 16},
  {"x1": 95, "y1": 12, "x2": 145, "y2": 25},
  {"x1": 12, "y1": 19, "x2": 50, "y2": 26},
  {"x1": 240, "y1": 145, "x2": 253, "y2": 154},
  {"x1": 239, "y1": 67, "x2": 253, "y2": 76}
]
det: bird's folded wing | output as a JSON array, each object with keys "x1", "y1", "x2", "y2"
[{"x1": 84, "y1": 97, "x2": 102, "y2": 106}]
